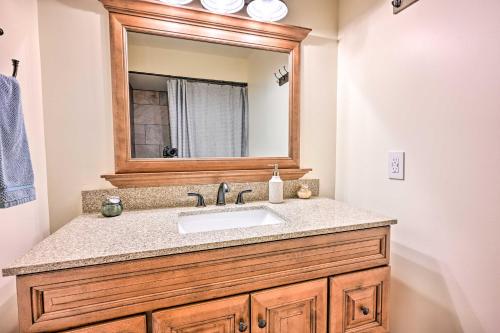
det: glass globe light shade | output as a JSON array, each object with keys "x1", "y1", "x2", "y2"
[
  {"x1": 247, "y1": 0, "x2": 288, "y2": 22},
  {"x1": 158, "y1": 0, "x2": 194, "y2": 5},
  {"x1": 201, "y1": 0, "x2": 245, "y2": 14}
]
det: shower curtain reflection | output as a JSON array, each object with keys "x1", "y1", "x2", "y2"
[{"x1": 166, "y1": 78, "x2": 249, "y2": 158}]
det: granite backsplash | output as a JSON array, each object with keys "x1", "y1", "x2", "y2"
[{"x1": 82, "y1": 179, "x2": 319, "y2": 213}]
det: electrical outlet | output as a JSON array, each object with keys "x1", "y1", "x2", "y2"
[{"x1": 388, "y1": 152, "x2": 405, "y2": 180}]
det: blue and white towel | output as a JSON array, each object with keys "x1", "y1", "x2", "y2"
[{"x1": 0, "y1": 74, "x2": 36, "y2": 208}]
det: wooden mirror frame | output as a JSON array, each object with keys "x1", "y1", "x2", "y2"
[{"x1": 100, "y1": 0, "x2": 312, "y2": 187}]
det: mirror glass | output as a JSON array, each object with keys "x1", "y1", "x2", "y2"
[{"x1": 127, "y1": 32, "x2": 290, "y2": 159}]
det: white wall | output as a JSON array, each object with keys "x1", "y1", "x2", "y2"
[
  {"x1": 247, "y1": 50, "x2": 289, "y2": 157},
  {"x1": 0, "y1": 1, "x2": 50, "y2": 332},
  {"x1": 38, "y1": 0, "x2": 338, "y2": 232},
  {"x1": 336, "y1": 0, "x2": 500, "y2": 332}
]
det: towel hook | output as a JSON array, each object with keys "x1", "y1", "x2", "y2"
[
  {"x1": 392, "y1": 0, "x2": 402, "y2": 8},
  {"x1": 0, "y1": 28, "x2": 4, "y2": 36},
  {"x1": 12, "y1": 59, "x2": 19, "y2": 78}
]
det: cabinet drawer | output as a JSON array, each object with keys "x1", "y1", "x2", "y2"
[
  {"x1": 152, "y1": 295, "x2": 249, "y2": 333},
  {"x1": 60, "y1": 315, "x2": 146, "y2": 333},
  {"x1": 330, "y1": 266, "x2": 390, "y2": 333}
]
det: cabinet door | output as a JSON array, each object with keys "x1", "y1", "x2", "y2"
[
  {"x1": 250, "y1": 279, "x2": 327, "y2": 333},
  {"x1": 330, "y1": 266, "x2": 390, "y2": 333},
  {"x1": 153, "y1": 295, "x2": 250, "y2": 333},
  {"x1": 61, "y1": 315, "x2": 146, "y2": 333}
]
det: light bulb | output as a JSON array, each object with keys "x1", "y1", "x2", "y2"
[
  {"x1": 201, "y1": 0, "x2": 245, "y2": 14},
  {"x1": 158, "y1": 0, "x2": 194, "y2": 5},
  {"x1": 247, "y1": 0, "x2": 288, "y2": 22}
]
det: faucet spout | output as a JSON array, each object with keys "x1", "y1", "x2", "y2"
[{"x1": 216, "y1": 183, "x2": 230, "y2": 206}]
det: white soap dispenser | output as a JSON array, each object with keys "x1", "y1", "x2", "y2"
[{"x1": 269, "y1": 164, "x2": 284, "y2": 204}]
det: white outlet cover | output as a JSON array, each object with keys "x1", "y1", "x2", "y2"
[{"x1": 388, "y1": 152, "x2": 405, "y2": 180}]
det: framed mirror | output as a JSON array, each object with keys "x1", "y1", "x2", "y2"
[
  {"x1": 128, "y1": 32, "x2": 290, "y2": 159},
  {"x1": 100, "y1": 0, "x2": 311, "y2": 187}
]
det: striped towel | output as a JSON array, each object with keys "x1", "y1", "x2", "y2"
[{"x1": 0, "y1": 74, "x2": 36, "y2": 208}]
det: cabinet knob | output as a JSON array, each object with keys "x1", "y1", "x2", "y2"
[
  {"x1": 239, "y1": 321, "x2": 248, "y2": 332},
  {"x1": 360, "y1": 306, "x2": 370, "y2": 316},
  {"x1": 258, "y1": 318, "x2": 267, "y2": 328}
]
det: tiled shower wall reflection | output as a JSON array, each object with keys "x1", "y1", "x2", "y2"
[{"x1": 131, "y1": 90, "x2": 171, "y2": 158}]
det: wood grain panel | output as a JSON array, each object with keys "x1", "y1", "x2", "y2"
[
  {"x1": 330, "y1": 266, "x2": 390, "y2": 333},
  {"x1": 60, "y1": 315, "x2": 146, "y2": 333},
  {"x1": 152, "y1": 295, "x2": 249, "y2": 333},
  {"x1": 102, "y1": 168, "x2": 312, "y2": 188},
  {"x1": 250, "y1": 279, "x2": 327, "y2": 333},
  {"x1": 17, "y1": 227, "x2": 389, "y2": 332}
]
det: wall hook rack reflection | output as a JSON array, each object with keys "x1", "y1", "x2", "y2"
[{"x1": 274, "y1": 66, "x2": 289, "y2": 86}]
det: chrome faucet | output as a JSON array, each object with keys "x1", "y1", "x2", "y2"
[{"x1": 216, "y1": 182, "x2": 230, "y2": 206}]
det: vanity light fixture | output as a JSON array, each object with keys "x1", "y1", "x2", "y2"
[
  {"x1": 247, "y1": 0, "x2": 288, "y2": 22},
  {"x1": 158, "y1": 0, "x2": 194, "y2": 5},
  {"x1": 200, "y1": 0, "x2": 245, "y2": 14}
]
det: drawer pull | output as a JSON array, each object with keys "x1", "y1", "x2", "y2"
[
  {"x1": 258, "y1": 318, "x2": 267, "y2": 328},
  {"x1": 239, "y1": 321, "x2": 248, "y2": 332},
  {"x1": 360, "y1": 306, "x2": 370, "y2": 315}
]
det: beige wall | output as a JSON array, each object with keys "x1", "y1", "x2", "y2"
[
  {"x1": 128, "y1": 33, "x2": 249, "y2": 82},
  {"x1": 38, "y1": 0, "x2": 115, "y2": 232},
  {"x1": 283, "y1": 0, "x2": 338, "y2": 198},
  {"x1": 38, "y1": 0, "x2": 338, "y2": 231},
  {"x1": 336, "y1": 0, "x2": 500, "y2": 332},
  {"x1": 0, "y1": 1, "x2": 50, "y2": 332}
]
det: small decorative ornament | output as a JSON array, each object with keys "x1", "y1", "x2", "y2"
[
  {"x1": 101, "y1": 196, "x2": 123, "y2": 217},
  {"x1": 297, "y1": 184, "x2": 312, "y2": 199}
]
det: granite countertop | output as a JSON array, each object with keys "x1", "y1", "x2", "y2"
[{"x1": 2, "y1": 198, "x2": 396, "y2": 277}]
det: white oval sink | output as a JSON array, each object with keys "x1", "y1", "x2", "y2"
[{"x1": 178, "y1": 207, "x2": 285, "y2": 234}]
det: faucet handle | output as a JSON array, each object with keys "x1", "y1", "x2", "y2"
[
  {"x1": 236, "y1": 189, "x2": 253, "y2": 205},
  {"x1": 220, "y1": 182, "x2": 230, "y2": 192},
  {"x1": 188, "y1": 193, "x2": 206, "y2": 208}
]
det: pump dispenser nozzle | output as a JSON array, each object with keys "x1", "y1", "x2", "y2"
[{"x1": 272, "y1": 164, "x2": 280, "y2": 177}]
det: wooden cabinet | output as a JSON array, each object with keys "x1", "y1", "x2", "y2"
[
  {"x1": 250, "y1": 279, "x2": 327, "y2": 333},
  {"x1": 330, "y1": 266, "x2": 390, "y2": 333},
  {"x1": 15, "y1": 227, "x2": 392, "y2": 333},
  {"x1": 61, "y1": 316, "x2": 146, "y2": 333},
  {"x1": 152, "y1": 280, "x2": 327, "y2": 333},
  {"x1": 153, "y1": 295, "x2": 249, "y2": 333}
]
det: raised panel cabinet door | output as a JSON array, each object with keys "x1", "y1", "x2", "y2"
[
  {"x1": 250, "y1": 279, "x2": 327, "y2": 333},
  {"x1": 153, "y1": 295, "x2": 250, "y2": 333},
  {"x1": 330, "y1": 266, "x2": 390, "y2": 333},
  {"x1": 60, "y1": 315, "x2": 146, "y2": 333}
]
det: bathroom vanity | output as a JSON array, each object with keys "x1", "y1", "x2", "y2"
[
  {"x1": 3, "y1": 198, "x2": 396, "y2": 333},
  {"x1": 2, "y1": 2, "x2": 396, "y2": 332}
]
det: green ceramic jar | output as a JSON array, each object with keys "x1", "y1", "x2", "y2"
[{"x1": 101, "y1": 196, "x2": 123, "y2": 217}]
